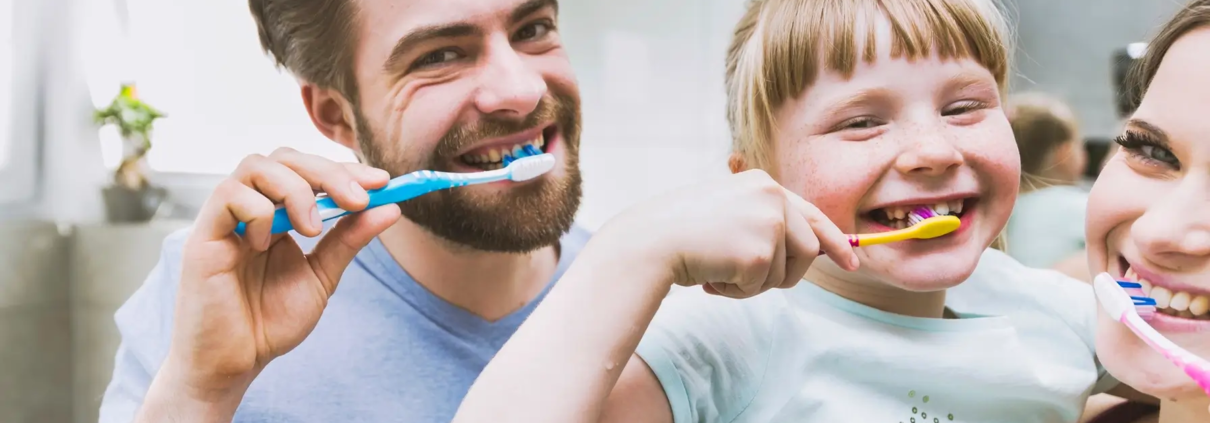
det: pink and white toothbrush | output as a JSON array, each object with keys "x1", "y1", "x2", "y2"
[{"x1": 1094, "y1": 272, "x2": 1210, "y2": 396}]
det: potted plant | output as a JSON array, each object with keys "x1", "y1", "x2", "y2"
[{"x1": 94, "y1": 83, "x2": 169, "y2": 222}]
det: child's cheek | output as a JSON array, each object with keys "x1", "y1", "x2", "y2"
[{"x1": 780, "y1": 142, "x2": 885, "y2": 233}]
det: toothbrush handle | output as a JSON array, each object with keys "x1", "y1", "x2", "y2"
[
  {"x1": 1123, "y1": 313, "x2": 1210, "y2": 396},
  {"x1": 233, "y1": 170, "x2": 483, "y2": 236},
  {"x1": 816, "y1": 235, "x2": 862, "y2": 256}
]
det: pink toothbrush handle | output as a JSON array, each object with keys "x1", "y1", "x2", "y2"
[{"x1": 1123, "y1": 315, "x2": 1210, "y2": 396}]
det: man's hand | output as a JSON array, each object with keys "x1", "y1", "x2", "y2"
[{"x1": 136, "y1": 148, "x2": 401, "y2": 422}]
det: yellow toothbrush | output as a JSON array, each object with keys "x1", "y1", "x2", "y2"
[{"x1": 821, "y1": 208, "x2": 961, "y2": 255}]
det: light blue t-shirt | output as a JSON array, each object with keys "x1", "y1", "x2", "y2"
[
  {"x1": 1007, "y1": 185, "x2": 1089, "y2": 268},
  {"x1": 98, "y1": 223, "x2": 591, "y2": 423},
  {"x1": 636, "y1": 248, "x2": 1118, "y2": 423}
]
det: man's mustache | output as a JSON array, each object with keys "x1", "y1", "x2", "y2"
[{"x1": 433, "y1": 95, "x2": 571, "y2": 159}]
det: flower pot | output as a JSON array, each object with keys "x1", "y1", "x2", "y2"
[{"x1": 102, "y1": 184, "x2": 168, "y2": 223}]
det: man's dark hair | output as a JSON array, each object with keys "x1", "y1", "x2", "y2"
[{"x1": 248, "y1": 0, "x2": 362, "y2": 105}]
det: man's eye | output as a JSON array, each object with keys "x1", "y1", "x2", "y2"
[
  {"x1": 514, "y1": 22, "x2": 553, "y2": 42},
  {"x1": 413, "y1": 49, "x2": 462, "y2": 69}
]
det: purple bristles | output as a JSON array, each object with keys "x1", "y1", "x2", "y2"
[
  {"x1": 1118, "y1": 280, "x2": 1157, "y2": 320},
  {"x1": 906, "y1": 207, "x2": 939, "y2": 226}
]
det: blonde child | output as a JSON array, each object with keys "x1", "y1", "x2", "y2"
[
  {"x1": 455, "y1": 0, "x2": 1129, "y2": 421},
  {"x1": 1088, "y1": 1, "x2": 1210, "y2": 422}
]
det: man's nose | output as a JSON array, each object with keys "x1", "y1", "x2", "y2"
[{"x1": 473, "y1": 37, "x2": 546, "y2": 118}]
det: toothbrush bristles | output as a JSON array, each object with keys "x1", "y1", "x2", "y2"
[
  {"x1": 1118, "y1": 280, "x2": 1158, "y2": 320},
  {"x1": 906, "y1": 207, "x2": 938, "y2": 226}
]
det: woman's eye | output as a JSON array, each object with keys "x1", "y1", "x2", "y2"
[
  {"x1": 1115, "y1": 131, "x2": 1181, "y2": 170},
  {"x1": 1139, "y1": 144, "x2": 1178, "y2": 165},
  {"x1": 412, "y1": 49, "x2": 461, "y2": 69},
  {"x1": 514, "y1": 22, "x2": 553, "y2": 42}
]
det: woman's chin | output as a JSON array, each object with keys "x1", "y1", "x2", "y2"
[{"x1": 1097, "y1": 314, "x2": 1210, "y2": 401}]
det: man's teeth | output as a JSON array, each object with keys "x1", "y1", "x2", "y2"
[
  {"x1": 1125, "y1": 267, "x2": 1210, "y2": 319},
  {"x1": 462, "y1": 136, "x2": 545, "y2": 168}
]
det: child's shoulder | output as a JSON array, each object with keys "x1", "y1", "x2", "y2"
[{"x1": 949, "y1": 248, "x2": 1098, "y2": 341}]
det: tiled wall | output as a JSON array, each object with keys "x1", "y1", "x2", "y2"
[
  {"x1": 0, "y1": 221, "x2": 72, "y2": 423},
  {"x1": 0, "y1": 221, "x2": 187, "y2": 423}
]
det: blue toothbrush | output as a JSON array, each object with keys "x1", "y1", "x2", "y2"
[{"x1": 235, "y1": 145, "x2": 554, "y2": 235}]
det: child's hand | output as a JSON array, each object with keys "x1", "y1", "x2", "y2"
[{"x1": 599, "y1": 169, "x2": 859, "y2": 299}]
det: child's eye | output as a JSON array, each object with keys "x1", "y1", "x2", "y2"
[
  {"x1": 836, "y1": 117, "x2": 883, "y2": 130},
  {"x1": 1115, "y1": 131, "x2": 1180, "y2": 170},
  {"x1": 942, "y1": 100, "x2": 987, "y2": 116},
  {"x1": 411, "y1": 49, "x2": 464, "y2": 71}
]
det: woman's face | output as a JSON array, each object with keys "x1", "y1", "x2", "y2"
[{"x1": 1090, "y1": 27, "x2": 1210, "y2": 401}]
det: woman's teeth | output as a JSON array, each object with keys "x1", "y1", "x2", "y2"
[
  {"x1": 1124, "y1": 267, "x2": 1210, "y2": 319},
  {"x1": 460, "y1": 136, "x2": 545, "y2": 170},
  {"x1": 872, "y1": 201, "x2": 965, "y2": 229}
]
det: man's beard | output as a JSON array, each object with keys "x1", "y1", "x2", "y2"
[{"x1": 354, "y1": 94, "x2": 582, "y2": 253}]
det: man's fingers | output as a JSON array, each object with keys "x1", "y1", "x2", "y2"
[
  {"x1": 194, "y1": 179, "x2": 278, "y2": 250},
  {"x1": 781, "y1": 187, "x2": 859, "y2": 271},
  {"x1": 307, "y1": 204, "x2": 401, "y2": 295},
  {"x1": 232, "y1": 155, "x2": 325, "y2": 236},
  {"x1": 269, "y1": 148, "x2": 374, "y2": 212}
]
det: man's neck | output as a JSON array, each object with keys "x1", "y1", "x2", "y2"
[{"x1": 376, "y1": 219, "x2": 560, "y2": 322}]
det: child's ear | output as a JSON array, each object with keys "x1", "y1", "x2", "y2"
[{"x1": 728, "y1": 153, "x2": 748, "y2": 174}]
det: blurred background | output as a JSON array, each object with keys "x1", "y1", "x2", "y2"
[{"x1": 0, "y1": 0, "x2": 1186, "y2": 421}]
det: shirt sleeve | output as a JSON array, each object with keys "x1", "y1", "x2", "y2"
[
  {"x1": 97, "y1": 229, "x2": 187, "y2": 423},
  {"x1": 634, "y1": 288, "x2": 789, "y2": 423}
]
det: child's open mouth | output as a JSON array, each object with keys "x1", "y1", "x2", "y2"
[
  {"x1": 867, "y1": 199, "x2": 972, "y2": 230},
  {"x1": 457, "y1": 126, "x2": 556, "y2": 171},
  {"x1": 1120, "y1": 257, "x2": 1210, "y2": 320}
]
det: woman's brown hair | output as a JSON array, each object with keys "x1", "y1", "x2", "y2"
[{"x1": 1127, "y1": 0, "x2": 1210, "y2": 110}]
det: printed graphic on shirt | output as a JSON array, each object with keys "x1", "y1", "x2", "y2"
[{"x1": 899, "y1": 390, "x2": 955, "y2": 423}]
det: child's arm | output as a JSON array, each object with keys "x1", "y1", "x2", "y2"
[{"x1": 452, "y1": 170, "x2": 859, "y2": 423}]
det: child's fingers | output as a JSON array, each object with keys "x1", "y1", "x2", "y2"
[{"x1": 781, "y1": 187, "x2": 859, "y2": 271}]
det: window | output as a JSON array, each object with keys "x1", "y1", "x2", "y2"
[
  {"x1": 80, "y1": 0, "x2": 355, "y2": 176},
  {"x1": 0, "y1": 0, "x2": 12, "y2": 168},
  {"x1": 0, "y1": 0, "x2": 39, "y2": 205}
]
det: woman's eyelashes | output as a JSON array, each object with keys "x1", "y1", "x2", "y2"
[{"x1": 1115, "y1": 130, "x2": 1181, "y2": 170}]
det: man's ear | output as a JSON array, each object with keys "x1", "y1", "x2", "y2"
[
  {"x1": 728, "y1": 152, "x2": 749, "y2": 174},
  {"x1": 302, "y1": 84, "x2": 359, "y2": 151}
]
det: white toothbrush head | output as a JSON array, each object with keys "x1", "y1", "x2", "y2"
[
  {"x1": 1095, "y1": 273, "x2": 1141, "y2": 321},
  {"x1": 506, "y1": 153, "x2": 556, "y2": 181}
]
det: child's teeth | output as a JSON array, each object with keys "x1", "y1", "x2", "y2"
[
  {"x1": 950, "y1": 200, "x2": 963, "y2": 214},
  {"x1": 1191, "y1": 295, "x2": 1209, "y2": 316},
  {"x1": 513, "y1": 145, "x2": 524, "y2": 156},
  {"x1": 1152, "y1": 286, "x2": 1173, "y2": 309},
  {"x1": 537, "y1": 136, "x2": 546, "y2": 147},
  {"x1": 1171, "y1": 291, "x2": 1192, "y2": 312},
  {"x1": 1125, "y1": 267, "x2": 1137, "y2": 281},
  {"x1": 934, "y1": 202, "x2": 949, "y2": 215},
  {"x1": 894, "y1": 208, "x2": 906, "y2": 220},
  {"x1": 489, "y1": 150, "x2": 502, "y2": 162}
]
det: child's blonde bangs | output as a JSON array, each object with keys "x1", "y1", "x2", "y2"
[{"x1": 726, "y1": 0, "x2": 1012, "y2": 173}]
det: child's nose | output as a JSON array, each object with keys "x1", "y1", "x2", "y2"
[{"x1": 893, "y1": 137, "x2": 964, "y2": 177}]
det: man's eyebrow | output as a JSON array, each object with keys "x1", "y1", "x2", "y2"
[
  {"x1": 384, "y1": 24, "x2": 481, "y2": 72},
  {"x1": 511, "y1": 0, "x2": 558, "y2": 24}
]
